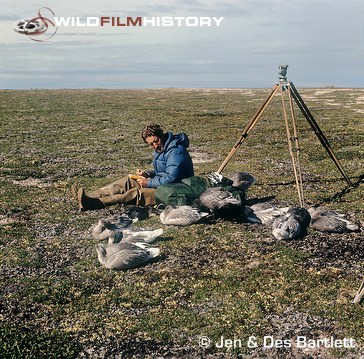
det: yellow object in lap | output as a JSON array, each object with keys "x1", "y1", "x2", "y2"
[{"x1": 129, "y1": 174, "x2": 140, "y2": 180}]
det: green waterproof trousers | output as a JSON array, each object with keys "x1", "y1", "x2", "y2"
[{"x1": 78, "y1": 176, "x2": 156, "y2": 211}]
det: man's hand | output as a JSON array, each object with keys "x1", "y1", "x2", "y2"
[
  {"x1": 137, "y1": 176, "x2": 148, "y2": 188},
  {"x1": 137, "y1": 168, "x2": 152, "y2": 178}
]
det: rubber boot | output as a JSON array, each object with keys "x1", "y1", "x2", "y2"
[
  {"x1": 139, "y1": 188, "x2": 157, "y2": 206},
  {"x1": 78, "y1": 188, "x2": 105, "y2": 211}
]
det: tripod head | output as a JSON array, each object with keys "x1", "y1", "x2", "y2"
[{"x1": 278, "y1": 65, "x2": 288, "y2": 84}]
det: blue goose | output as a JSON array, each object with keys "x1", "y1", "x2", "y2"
[
  {"x1": 272, "y1": 214, "x2": 301, "y2": 240},
  {"x1": 92, "y1": 213, "x2": 136, "y2": 240},
  {"x1": 160, "y1": 205, "x2": 209, "y2": 226},
  {"x1": 272, "y1": 207, "x2": 311, "y2": 240},
  {"x1": 308, "y1": 207, "x2": 360, "y2": 233},
  {"x1": 92, "y1": 218, "x2": 163, "y2": 243},
  {"x1": 92, "y1": 219, "x2": 123, "y2": 242},
  {"x1": 230, "y1": 171, "x2": 256, "y2": 191},
  {"x1": 199, "y1": 187, "x2": 241, "y2": 218},
  {"x1": 286, "y1": 207, "x2": 311, "y2": 228},
  {"x1": 96, "y1": 240, "x2": 160, "y2": 270}
]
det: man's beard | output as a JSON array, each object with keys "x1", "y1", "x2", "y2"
[{"x1": 155, "y1": 145, "x2": 164, "y2": 153}]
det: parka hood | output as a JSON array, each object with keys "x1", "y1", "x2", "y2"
[{"x1": 163, "y1": 131, "x2": 190, "y2": 151}]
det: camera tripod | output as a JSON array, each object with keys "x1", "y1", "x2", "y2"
[{"x1": 217, "y1": 66, "x2": 353, "y2": 207}]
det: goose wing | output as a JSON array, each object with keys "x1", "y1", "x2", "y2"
[
  {"x1": 122, "y1": 228, "x2": 164, "y2": 243},
  {"x1": 249, "y1": 205, "x2": 289, "y2": 225},
  {"x1": 311, "y1": 215, "x2": 352, "y2": 233},
  {"x1": 104, "y1": 248, "x2": 152, "y2": 269},
  {"x1": 199, "y1": 187, "x2": 240, "y2": 210},
  {"x1": 160, "y1": 206, "x2": 206, "y2": 226},
  {"x1": 309, "y1": 207, "x2": 359, "y2": 232}
]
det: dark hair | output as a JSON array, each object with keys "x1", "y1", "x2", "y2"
[{"x1": 141, "y1": 123, "x2": 164, "y2": 142}]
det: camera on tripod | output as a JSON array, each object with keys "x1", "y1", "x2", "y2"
[{"x1": 278, "y1": 65, "x2": 288, "y2": 83}]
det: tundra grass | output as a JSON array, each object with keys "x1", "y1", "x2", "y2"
[{"x1": 0, "y1": 88, "x2": 363, "y2": 358}]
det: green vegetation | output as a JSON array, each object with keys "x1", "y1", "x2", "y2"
[{"x1": 0, "y1": 88, "x2": 363, "y2": 357}]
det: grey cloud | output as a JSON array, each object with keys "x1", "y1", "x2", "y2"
[{"x1": 1, "y1": 0, "x2": 363, "y2": 89}]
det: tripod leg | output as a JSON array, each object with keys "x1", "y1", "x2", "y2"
[
  {"x1": 289, "y1": 82, "x2": 353, "y2": 187},
  {"x1": 217, "y1": 84, "x2": 280, "y2": 173},
  {"x1": 288, "y1": 87, "x2": 305, "y2": 207},
  {"x1": 280, "y1": 86, "x2": 305, "y2": 207}
]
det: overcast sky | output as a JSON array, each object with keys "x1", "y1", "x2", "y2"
[{"x1": 0, "y1": 0, "x2": 363, "y2": 89}]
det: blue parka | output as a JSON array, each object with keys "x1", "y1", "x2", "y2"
[{"x1": 146, "y1": 132, "x2": 194, "y2": 188}]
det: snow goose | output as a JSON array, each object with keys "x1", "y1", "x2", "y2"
[{"x1": 96, "y1": 241, "x2": 160, "y2": 270}]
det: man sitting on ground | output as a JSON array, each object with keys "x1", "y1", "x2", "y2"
[{"x1": 76, "y1": 123, "x2": 194, "y2": 210}]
